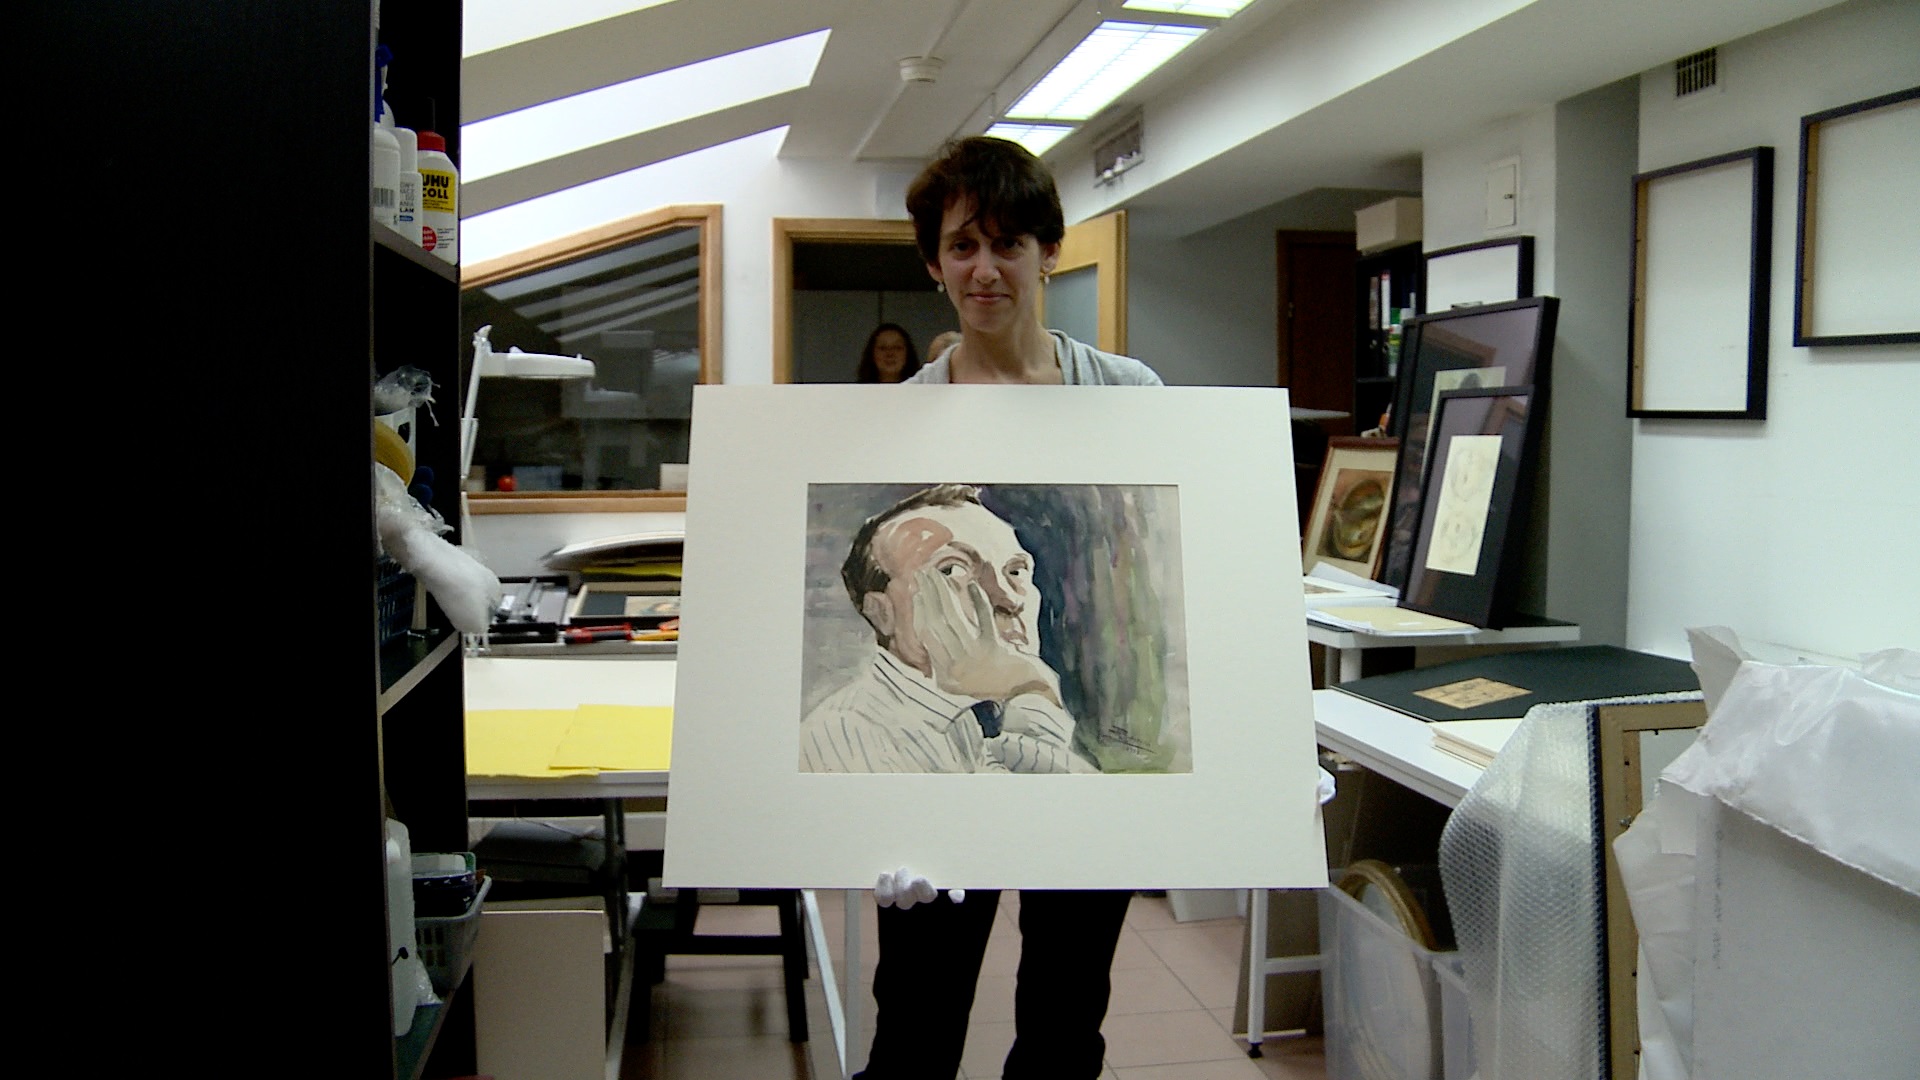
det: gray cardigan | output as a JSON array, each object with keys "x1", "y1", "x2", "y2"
[{"x1": 909, "y1": 329, "x2": 1162, "y2": 386}]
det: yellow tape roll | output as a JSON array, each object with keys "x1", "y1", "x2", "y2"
[{"x1": 374, "y1": 420, "x2": 415, "y2": 485}]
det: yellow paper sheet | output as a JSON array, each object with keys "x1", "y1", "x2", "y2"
[
  {"x1": 464, "y1": 709, "x2": 600, "y2": 778},
  {"x1": 548, "y1": 704, "x2": 673, "y2": 771}
]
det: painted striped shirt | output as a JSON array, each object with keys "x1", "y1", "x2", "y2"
[{"x1": 798, "y1": 651, "x2": 1095, "y2": 774}]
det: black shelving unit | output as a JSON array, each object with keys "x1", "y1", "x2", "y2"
[
  {"x1": 58, "y1": 1, "x2": 471, "y2": 1072},
  {"x1": 1354, "y1": 242, "x2": 1424, "y2": 432}
]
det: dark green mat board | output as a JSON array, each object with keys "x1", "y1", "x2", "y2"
[{"x1": 1332, "y1": 644, "x2": 1701, "y2": 722}]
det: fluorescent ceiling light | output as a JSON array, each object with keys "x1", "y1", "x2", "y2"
[
  {"x1": 463, "y1": 0, "x2": 680, "y2": 57},
  {"x1": 1121, "y1": 0, "x2": 1256, "y2": 17},
  {"x1": 1006, "y1": 22, "x2": 1205, "y2": 122},
  {"x1": 461, "y1": 29, "x2": 829, "y2": 183},
  {"x1": 986, "y1": 123, "x2": 1076, "y2": 156}
]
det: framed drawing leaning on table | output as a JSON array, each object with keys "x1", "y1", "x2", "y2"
[
  {"x1": 1401, "y1": 386, "x2": 1542, "y2": 629},
  {"x1": 662, "y1": 384, "x2": 1330, "y2": 893},
  {"x1": 1301, "y1": 436, "x2": 1397, "y2": 580}
]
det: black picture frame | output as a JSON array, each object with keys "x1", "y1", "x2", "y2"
[
  {"x1": 1628, "y1": 146, "x2": 1773, "y2": 419},
  {"x1": 1401, "y1": 386, "x2": 1541, "y2": 629},
  {"x1": 1421, "y1": 236, "x2": 1535, "y2": 314},
  {"x1": 1379, "y1": 296, "x2": 1558, "y2": 593},
  {"x1": 1792, "y1": 85, "x2": 1920, "y2": 347}
]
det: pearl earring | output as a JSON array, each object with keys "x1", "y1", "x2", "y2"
[{"x1": 935, "y1": 282, "x2": 945, "y2": 294}]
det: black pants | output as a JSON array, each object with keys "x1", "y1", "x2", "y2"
[{"x1": 854, "y1": 888, "x2": 1133, "y2": 1080}]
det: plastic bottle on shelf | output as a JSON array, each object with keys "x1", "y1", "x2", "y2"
[
  {"x1": 416, "y1": 131, "x2": 458, "y2": 265},
  {"x1": 373, "y1": 121, "x2": 401, "y2": 230},
  {"x1": 391, "y1": 121, "x2": 423, "y2": 246}
]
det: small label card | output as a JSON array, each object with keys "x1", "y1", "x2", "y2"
[{"x1": 1414, "y1": 676, "x2": 1531, "y2": 710}]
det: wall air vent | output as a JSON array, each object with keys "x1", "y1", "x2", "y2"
[{"x1": 1675, "y1": 48, "x2": 1718, "y2": 97}]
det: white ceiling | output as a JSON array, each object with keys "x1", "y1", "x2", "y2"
[{"x1": 461, "y1": 0, "x2": 1845, "y2": 235}]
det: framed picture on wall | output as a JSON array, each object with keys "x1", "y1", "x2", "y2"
[
  {"x1": 1792, "y1": 86, "x2": 1920, "y2": 347},
  {"x1": 1401, "y1": 386, "x2": 1541, "y2": 629},
  {"x1": 1422, "y1": 236, "x2": 1535, "y2": 314},
  {"x1": 1379, "y1": 296, "x2": 1558, "y2": 593},
  {"x1": 1629, "y1": 147, "x2": 1773, "y2": 419},
  {"x1": 1301, "y1": 437, "x2": 1399, "y2": 580}
]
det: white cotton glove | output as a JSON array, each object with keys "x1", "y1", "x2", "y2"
[
  {"x1": 874, "y1": 867, "x2": 965, "y2": 908},
  {"x1": 1317, "y1": 766, "x2": 1338, "y2": 806}
]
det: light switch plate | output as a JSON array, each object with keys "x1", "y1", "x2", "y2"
[{"x1": 1486, "y1": 157, "x2": 1519, "y2": 229}]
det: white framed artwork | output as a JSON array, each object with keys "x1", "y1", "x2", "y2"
[{"x1": 662, "y1": 385, "x2": 1328, "y2": 891}]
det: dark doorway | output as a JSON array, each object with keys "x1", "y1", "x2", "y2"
[{"x1": 1277, "y1": 230, "x2": 1358, "y2": 434}]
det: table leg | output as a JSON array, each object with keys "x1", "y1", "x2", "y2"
[{"x1": 1246, "y1": 887, "x2": 1266, "y2": 1056}]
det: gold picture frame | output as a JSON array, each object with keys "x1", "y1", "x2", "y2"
[{"x1": 1301, "y1": 437, "x2": 1398, "y2": 580}]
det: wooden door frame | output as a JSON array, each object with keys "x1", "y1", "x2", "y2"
[
  {"x1": 771, "y1": 218, "x2": 919, "y2": 383},
  {"x1": 1054, "y1": 210, "x2": 1128, "y2": 355}
]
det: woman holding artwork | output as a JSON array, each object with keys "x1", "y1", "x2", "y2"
[
  {"x1": 857, "y1": 322, "x2": 924, "y2": 383},
  {"x1": 851, "y1": 135, "x2": 1160, "y2": 1080}
]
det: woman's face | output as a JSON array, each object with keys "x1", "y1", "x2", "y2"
[
  {"x1": 872, "y1": 330, "x2": 910, "y2": 381},
  {"x1": 926, "y1": 198, "x2": 1059, "y2": 337}
]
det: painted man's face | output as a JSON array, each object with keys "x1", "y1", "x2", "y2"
[{"x1": 864, "y1": 501, "x2": 1043, "y2": 673}]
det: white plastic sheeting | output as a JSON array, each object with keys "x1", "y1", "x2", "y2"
[{"x1": 1614, "y1": 648, "x2": 1920, "y2": 1080}]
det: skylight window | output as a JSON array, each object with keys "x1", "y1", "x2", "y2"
[
  {"x1": 461, "y1": 29, "x2": 829, "y2": 183},
  {"x1": 986, "y1": 123, "x2": 1076, "y2": 156},
  {"x1": 1006, "y1": 22, "x2": 1205, "y2": 122},
  {"x1": 1120, "y1": 0, "x2": 1256, "y2": 17},
  {"x1": 464, "y1": 0, "x2": 681, "y2": 58}
]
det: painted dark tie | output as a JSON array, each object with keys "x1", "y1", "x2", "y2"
[{"x1": 970, "y1": 700, "x2": 1003, "y2": 738}]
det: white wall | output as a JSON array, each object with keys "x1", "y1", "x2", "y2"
[
  {"x1": 1416, "y1": 80, "x2": 1641, "y2": 645},
  {"x1": 1128, "y1": 189, "x2": 1408, "y2": 387},
  {"x1": 1420, "y1": 108, "x2": 1558, "y2": 291},
  {"x1": 1626, "y1": 0, "x2": 1920, "y2": 661}
]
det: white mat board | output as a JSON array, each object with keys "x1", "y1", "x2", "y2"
[
  {"x1": 1425, "y1": 244, "x2": 1522, "y2": 313},
  {"x1": 663, "y1": 385, "x2": 1327, "y2": 891}
]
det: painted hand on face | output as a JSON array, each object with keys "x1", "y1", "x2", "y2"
[{"x1": 911, "y1": 563, "x2": 1063, "y2": 708}]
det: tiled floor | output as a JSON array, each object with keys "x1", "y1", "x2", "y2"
[{"x1": 621, "y1": 890, "x2": 1327, "y2": 1080}]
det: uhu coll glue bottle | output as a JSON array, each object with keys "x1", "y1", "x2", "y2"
[{"x1": 416, "y1": 131, "x2": 458, "y2": 265}]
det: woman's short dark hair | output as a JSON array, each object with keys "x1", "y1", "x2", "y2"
[
  {"x1": 857, "y1": 322, "x2": 921, "y2": 383},
  {"x1": 906, "y1": 136, "x2": 1064, "y2": 265}
]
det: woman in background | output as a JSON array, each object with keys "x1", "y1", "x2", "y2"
[{"x1": 857, "y1": 322, "x2": 922, "y2": 382}]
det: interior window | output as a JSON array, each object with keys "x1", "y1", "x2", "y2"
[{"x1": 460, "y1": 206, "x2": 718, "y2": 495}]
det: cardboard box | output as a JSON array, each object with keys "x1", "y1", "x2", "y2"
[{"x1": 1356, "y1": 197, "x2": 1423, "y2": 254}]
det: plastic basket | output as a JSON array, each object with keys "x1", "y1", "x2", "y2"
[
  {"x1": 416, "y1": 871, "x2": 491, "y2": 995},
  {"x1": 376, "y1": 555, "x2": 417, "y2": 646},
  {"x1": 1432, "y1": 952, "x2": 1476, "y2": 1080},
  {"x1": 1319, "y1": 885, "x2": 1443, "y2": 1080}
]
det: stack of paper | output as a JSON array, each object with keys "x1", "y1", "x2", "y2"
[
  {"x1": 1303, "y1": 574, "x2": 1398, "y2": 610},
  {"x1": 465, "y1": 704, "x2": 673, "y2": 777},
  {"x1": 1308, "y1": 604, "x2": 1480, "y2": 636},
  {"x1": 1430, "y1": 717, "x2": 1522, "y2": 768}
]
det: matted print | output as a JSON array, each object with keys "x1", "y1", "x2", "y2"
[{"x1": 663, "y1": 385, "x2": 1328, "y2": 891}]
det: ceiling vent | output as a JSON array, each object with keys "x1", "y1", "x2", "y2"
[
  {"x1": 1675, "y1": 48, "x2": 1718, "y2": 98},
  {"x1": 1093, "y1": 115, "x2": 1144, "y2": 186}
]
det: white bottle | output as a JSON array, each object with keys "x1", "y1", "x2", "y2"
[
  {"x1": 416, "y1": 130, "x2": 458, "y2": 265},
  {"x1": 392, "y1": 122, "x2": 423, "y2": 247},
  {"x1": 372, "y1": 122, "x2": 401, "y2": 230}
]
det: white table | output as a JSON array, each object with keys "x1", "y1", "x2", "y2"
[
  {"x1": 1307, "y1": 616, "x2": 1582, "y2": 684},
  {"x1": 463, "y1": 654, "x2": 861, "y2": 1077}
]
